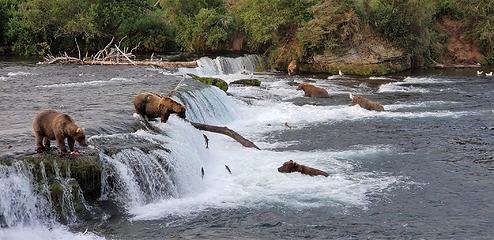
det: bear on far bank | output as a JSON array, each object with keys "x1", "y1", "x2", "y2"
[
  {"x1": 134, "y1": 92, "x2": 186, "y2": 123},
  {"x1": 297, "y1": 83, "x2": 330, "y2": 98},
  {"x1": 32, "y1": 109, "x2": 88, "y2": 154},
  {"x1": 288, "y1": 60, "x2": 299, "y2": 76}
]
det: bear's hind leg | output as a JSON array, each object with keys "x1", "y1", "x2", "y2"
[
  {"x1": 35, "y1": 133, "x2": 44, "y2": 153},
  {"x1": 55, "y1": 133, "x2": 67, "y2": 154},
  {"x1": 43, "y1": 137, "x2": 51, "y2": 152}
]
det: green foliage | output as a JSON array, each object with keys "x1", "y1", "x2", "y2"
[
  {"x1": 233, "y1": 0, "x2": 312, "y2": 51},
  {"x1": 0, "y1": 0, "x2": 21, "y2": 52},
  {"x1": 175, "y1": 8, "x2": 233, "y2": 52},
  {"x1": 298, "y1": 0, "x2": 361, "y2": 56},
  {"x1": 117, "y1": 10, "x2": 177, "y2": 52},
  {"x1": 368, "y1": 0, "x2": 435, "y2": 56},
  {"x1": 1, "y1": 0, "x2": 493, "y2": 66},
  {"x1": 6, "y1": 0, "x2": 99, "y2": 55}
]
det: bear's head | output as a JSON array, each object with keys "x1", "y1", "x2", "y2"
[
  {"x1": 278, "y1": 160, "x2": 297, "y2": 173},
  {"x1": 351, "y1": 95, "x2": 363, "y2": 104},
  {"x1": 160, "y1": 97, "x2": 186, "y2": 119},
  {"x1": 74, "y1": 127, "x2": 88, "y2": 147},
  {"x1": 297, "y1": 83, "x2": 310, "y2": 91}
]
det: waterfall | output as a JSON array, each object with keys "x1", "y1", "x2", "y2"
[
  {"x1": 0, "y1": 162, "x2": 55, "y2": 228},
  {"x1": 175, "y1": 87, "x2": 238, "y2": 125},
  {"x1": 178, "y1": 55, "x2": 261, "y2": 76},
  {"x1": 96, "y1": 86, "x2": 239, "y2": 210}
]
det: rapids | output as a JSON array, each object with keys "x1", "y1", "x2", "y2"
[{"x1": 0, "y1": 56, "x2": 493, "y2": 239}]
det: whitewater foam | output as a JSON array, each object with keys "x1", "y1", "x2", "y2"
[
  {"x1": 129, "y1": 120, "x2": 401, "y2": 220},
  {"x1": 37, "y1": 77, "x2": 133, "y2": 88},
  {"x1": 7, "y1": 72, "x2": 34, "y2": 77}
]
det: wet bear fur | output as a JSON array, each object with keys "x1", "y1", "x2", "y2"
[
  {"x1": 134, "y1": 92, "x2": 186, "y2": 123},
  {"x1": 297, "y1": 83, "x2": 330, "y2": 98},
  {"x1": 32, "y1": 109, "x2": 88, "y2": 153},
  {"x1": 288, "y1": 60, "x2": 299, "y2": 76},
  {"x1": 350, "y1": 94, "x2": 384, "y2": 111},
  {"x1": 277, "y1": 160, "x2": 329, "y2": 177}
]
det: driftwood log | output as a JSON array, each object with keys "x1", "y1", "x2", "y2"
[
  {"x1": 38, "y1": 37, "x2": 197, "y2": 69},
  {"x1": 133, "y1": 114, "x2": 259, "y2": 150},
  {"x1": 189, "y1": 121, "x2": 260, "y2": 150}
]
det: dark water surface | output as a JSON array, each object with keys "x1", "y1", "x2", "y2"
[{"x1": 1, "y1": 61, "x2": 494, "y2": 239}]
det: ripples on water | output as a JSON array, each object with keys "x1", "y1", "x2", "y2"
[{"x1": 0, "y1": 59, "x2": 493, "y2": 239}]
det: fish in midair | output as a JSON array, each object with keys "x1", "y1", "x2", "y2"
[
  {"x1": 203, "y1": 134, "x2": 209, "y2": 149},
  {"x1": 225, "y1": 165, "x2": 232, "y2": 174}
]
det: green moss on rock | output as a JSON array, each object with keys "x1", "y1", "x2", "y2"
[
  {"x1": 299, "y1": 59, "x2": 410, "y2": 77},
  {"x1": 190, "y1": 74, "x2": 229, "y2": 92},
  {"x1": 22, "y1": 152, "x2": 102, "y2": 201},
  {"x1": 230, "y1": 79, "x2": 262, "y2": 87}
]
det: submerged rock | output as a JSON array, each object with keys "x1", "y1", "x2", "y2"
[
  {"x1": 229, "y1": 79, "x2": 262, "y2": 87},
  {"x1": 189, "y1": 74, "x2": 228, "y2": 92}
]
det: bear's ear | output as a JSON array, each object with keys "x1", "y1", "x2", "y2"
[{"x1": 76, "y1": 128, "x2": 82, "y2": 133}]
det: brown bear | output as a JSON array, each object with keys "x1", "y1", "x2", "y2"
[
  {"x1": 288, "y1": 59, "x2": 299, "y2": 76},
  {"x1": 296, "y1": 83, "x2": 330, "y2": 98},
  {"x1": 32, "y1": 109, "x2": 88, "y2": 154},
  {"x1": 350, "y1": 94, "x2": 385, "y2": 111},
  {"x1": 277, "y1": 160, "x2": 329, "y2": 177},
  {"x1": 133, "y1": 92, "x2": 186, "y2": 123}
]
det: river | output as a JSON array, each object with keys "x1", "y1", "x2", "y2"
[{"x1": 0, "y1": 56, "x2": 493, "y2": 239}]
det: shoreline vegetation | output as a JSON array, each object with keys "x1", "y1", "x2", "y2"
[{"x1": 1, "y1": 0, "x2": 493, "y2": 76}]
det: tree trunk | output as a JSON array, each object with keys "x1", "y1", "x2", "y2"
[{"x1": 190, "y1": 121, "x2": 260, "y2": 150}]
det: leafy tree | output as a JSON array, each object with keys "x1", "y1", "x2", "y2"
[
  {"x1": 298, "y1": 0, "x2": 361, "y2": 57},
  {"x1": 368, "y1": 0, "x2": 435, "y2": 57},
  {"x1": 232, "y1": 0, "x2": 312, "y2": 51}
]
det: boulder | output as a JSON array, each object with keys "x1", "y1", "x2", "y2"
[
  {"x1": 229, "y1": 79, "x2": 262, "y2": 87},
  {"x1": 189, "y1": 74, "x2": 228, "y2": 92}
]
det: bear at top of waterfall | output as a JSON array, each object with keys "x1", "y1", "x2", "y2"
[
  {"x1": 296, "y1": 83, "x2": 330, "y2": 98},
  {"x1": 349, "y1": 93, "x2": 385, "y2": 111},
  {"x1": 32, "y1": 109, "x2": 88, "y2": 154},
  {"x1": 288, "y1": 59, "x2": 299, "y2": 76},
  {"x1": 277, "y1": 160, "x2": 329, "y2": 177},
  {"x1": 133, "y1": 92, "x2": 186, "y2": 123}
]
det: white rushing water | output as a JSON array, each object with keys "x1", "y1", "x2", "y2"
[
  {"x1": 0, "y1": 162, "x2": 103, "y2": 240},
  {"x1": 91, "y1": 55, "x2": 476, "y2": 221},
  {"x1": 89, "y1": 85, "x2": 403, "y2": 220}
]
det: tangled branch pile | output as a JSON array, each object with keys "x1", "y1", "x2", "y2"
[{"x1": 39, "y1": 37, "x2": 197, "y2": 68}]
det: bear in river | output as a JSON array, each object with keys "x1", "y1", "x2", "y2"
[
  {"x1": 296, "y1": 83, "x2": 330, "y2": 98},
  {"x1": 349, "y1": 93, "x2": 384, "y2": 111},
  {"x1": 133, "y1": 92, "x2": 186, "y2": 123},
  {"x1": 277, "y1": 160, "x2": 329, "y2": 177},
  {"x1": 32, "y1": 109, "x2": 88, "y2": 154}
]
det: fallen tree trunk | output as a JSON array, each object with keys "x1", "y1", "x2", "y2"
[
  {"x1": 190, "y1": 121, "x2": 260, "y2": 150},
  {"x1": 133, "y1": 114, "x2": 260, "y2": 150}
]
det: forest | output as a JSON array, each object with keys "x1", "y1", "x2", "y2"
[{"x1": 0, "y1": 0, "x2": 493, "y2": 67}]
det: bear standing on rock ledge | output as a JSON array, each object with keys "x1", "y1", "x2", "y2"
[
  {"x1": 134, "y1": 92, "x2": 186, "y2": 123},
  {"x1": 32, "y1": 109, "x2": 88, "y2": 154}
]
